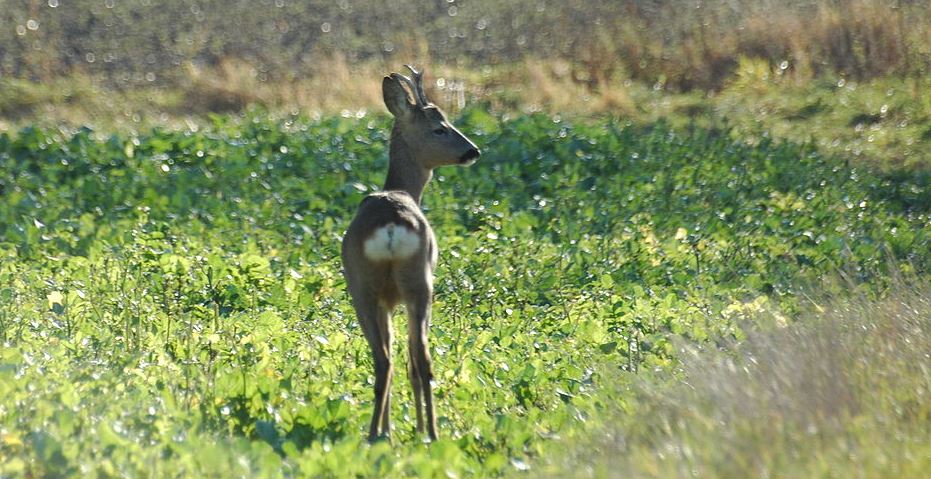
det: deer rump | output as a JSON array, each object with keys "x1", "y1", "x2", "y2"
[
  {"x1": 349, "y1": 192, "x2": 433, "y2": 264},
  {"x1": 364, "y1": 222, "x2": 421, "y2": 261}
]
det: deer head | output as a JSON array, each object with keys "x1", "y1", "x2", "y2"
[{"x1": 382, "y1": 65, "x2": 480, "y2": 169}]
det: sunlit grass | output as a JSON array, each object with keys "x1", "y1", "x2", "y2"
[{"x1": 547, "y1": 280, "x2": 931, "y2": 478}]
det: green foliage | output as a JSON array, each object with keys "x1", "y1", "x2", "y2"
[{"x1": 0, "y1": 111, "x2": 928, "y2": 476}]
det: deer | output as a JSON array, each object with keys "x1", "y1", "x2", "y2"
[{"x1": 341, "y1": 65, "x2": 480, "y2": 442}]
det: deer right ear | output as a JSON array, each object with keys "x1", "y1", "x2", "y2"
[{"x1": 383, "y1": 76, "x2": 414, "y2": 118}]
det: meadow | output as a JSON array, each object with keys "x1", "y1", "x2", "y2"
[
  {"x1": 5, "y1": 0, "x2": 931, "y2": 174},
  {"x1": 1, "y1": 107, "x2": 929, "y2": 476}
]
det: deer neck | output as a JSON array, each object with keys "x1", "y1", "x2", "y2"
[{"x1": 384, "y1": 127, "x2": 432, "y2": 204}]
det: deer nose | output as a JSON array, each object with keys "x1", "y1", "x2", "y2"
[{"x1": 460, "y1": 148, "x2": 481, "y2": 163}]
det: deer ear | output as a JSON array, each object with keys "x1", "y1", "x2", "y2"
[{"x1": 383, "y1": 76, "x2": 414, "y2": 118}]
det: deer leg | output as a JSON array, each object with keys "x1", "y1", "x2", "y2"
[
  {"x1": 407, "y1": 296, "x2": 437, "y2": 441},
  {"x1": 354, "y1": 297, "x2": 393, "y2": 442},
  {"x1": 377, "y1": 306, "x2": 394, "y2": 439},
  {"x1": 407, "y1": 329, "x2": 425, "y2": 434},
  {"x1": 371, "y1": 342, "x2": 392, "y2": 442}
]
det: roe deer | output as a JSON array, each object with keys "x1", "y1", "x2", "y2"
[{"x1": 341, "y1": 65, "x2": 480, "y2": 442}]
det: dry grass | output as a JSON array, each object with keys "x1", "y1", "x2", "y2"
[
  {"x1": 4, "y1": 0, "x2": 928, "y2": 94},
  {"x1": 183, "y1": 55, "x2": 387, "y2": 114},
  {"x1": 0, "y1": 58, "x2": 638, "y2": 133},
  {"x1": 180, "y1": 57, "x2": 635, "y2": 117},
  {"x1": 472, "y1": 59, "x2": 634, "y2": 115},
  {"x1": 546, "y1": 281, "x2": 931, "y2": 478},
  {"x1": 2, "y1": 0, "x2": 930, "y2": 131},
  {"x1": 652, "y1": 0, "x2": 927, "y2": 90}
]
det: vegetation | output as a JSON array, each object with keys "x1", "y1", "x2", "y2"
[
  {"x1": 546, "y1": 282, "x2": 931, "y2": 478},
  {"x1": 4, "y1": 1, "x2": 931, "y2": 170},
  {"x1": 1, "y1": 110, "x2": 928, "y2": 476},
  {"x1": 0, "y1": 0, "x2": 931, "y2": 171},
  {"x1": 4, "y1": 0, "x2": 930, "y2": 89},
  {"x1": 2, "y1": 2, "x2": 930, "y2": 475},
  {"x1": 4, "y1": 66, "x2": 931, "y2": 171}
]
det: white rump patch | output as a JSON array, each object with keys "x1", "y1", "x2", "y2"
[{"x1": 363, "y1": 223, "x2": 421, "y2": 261}]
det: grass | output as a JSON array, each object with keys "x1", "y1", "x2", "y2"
[
  {"x1": 545, "y1": 280, "x2": 931, "y2": 478},
  {"x1": 0, "y1": 110, "x2": 928, "y2": 476},
  {"x1": 3, "y1": 2, "x2": 930, "y2": 474},
  {"x1": 704, "y1": 68, "x2": 931, "y2": 172},
  {"x1": 3, "y1": 58, "x2": 931, "y2": 171},
  {"x1": 5, "y1": 0, "x2": 931, "y2": 173},
  {"x1": 4, "y1": 0, "x2": 930, "y2": 91}
]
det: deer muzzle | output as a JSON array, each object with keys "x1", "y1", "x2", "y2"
[{"x1": 459, "y1": 147, "x2": 481, "y2": 164}]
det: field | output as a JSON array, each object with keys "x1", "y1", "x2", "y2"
[
  {"x1": 3, "y1": 0, "x2": 931, "y2": 476},
  {"x1": 1, "y1": 108, "x2": 929, "y2": 476},
  {"x1": 5, "y1": 0, "x2": 931, "y2": 173}
]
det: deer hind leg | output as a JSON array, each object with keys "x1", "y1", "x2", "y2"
[
  {"x1": 353, "y1": 296, "x2": 393, "y2": 442},
  {"x1": 407, "y1": 326, "x2": 424, "y2": 434},
  {"x1": 377, "y1": 305, "x2": 394, "y2": 439},
  {"x1": 406, "y1": 294, "x2": 438, "y2": 441}
]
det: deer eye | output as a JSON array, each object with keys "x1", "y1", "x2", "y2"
[{"x1": 433, "y1": 127, "x2": 448, "y2": 136}]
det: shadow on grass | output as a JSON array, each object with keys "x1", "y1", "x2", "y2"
[{"x1": 213, "y1": 391, "x2": 353, "y2": 457}]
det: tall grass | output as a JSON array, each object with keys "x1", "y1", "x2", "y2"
[{"x1": 548, "y1": 281, "x2": 931, "y2": 478}]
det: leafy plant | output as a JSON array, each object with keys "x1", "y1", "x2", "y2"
[{"x1": 0, "y1": 111, "x2": 927, "y2": 476}]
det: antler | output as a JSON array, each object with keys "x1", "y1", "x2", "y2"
[
  {"x1": 405, "y1": 64, "x2": 429, "y2": 106},
  {"x1": 390, "y1": 65, "x2": 429, "y2": 108}
]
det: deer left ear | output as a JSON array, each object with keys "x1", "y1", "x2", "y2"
[{"x1": 383, "y1": 76, "x2": 414, "y2": 118}]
